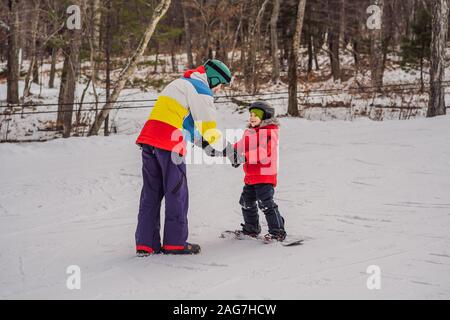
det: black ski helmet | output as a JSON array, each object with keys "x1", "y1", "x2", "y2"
[{"x1": 249, "y1": 101, "x2": 275, "y2": 120}]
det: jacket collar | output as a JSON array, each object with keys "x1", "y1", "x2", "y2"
[
  {"x1": 248, "y1": 117, "x2": 280, "y2": 129},
  {"x1": 183, "y1": 65, "x2": 209, "y2": 87}
]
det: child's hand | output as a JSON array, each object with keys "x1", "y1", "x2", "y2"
[{"x1": 224, "y1": 143, "x2": 245, "y2": 167}]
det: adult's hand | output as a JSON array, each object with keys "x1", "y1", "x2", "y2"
[{"x1": 195, "y1": 138, "x2": 224, "y2": 157}]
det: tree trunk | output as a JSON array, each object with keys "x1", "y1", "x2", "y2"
[
  {"x1": 32, "y1": 53, "x2": 40, "y2": 84},
  {"x1": 38, "y1": 52, "x2": 44, "y2": 96},
  {"x1": 307, "y1": 34, "x2": 313, "y2": 74},
  {"x1": 88, "y1": 0, "x2": 172, "y2": 136},
  {"x1": 328, "y1": 29, "x2": 341, "y2": 82},
  {"x1": 23, "y1": 0, "x2": 40, "y2": 99},
  {"x1": 56, "y1": 0, "x2": 82, "y2": 137},
  {"x1": 328, "y1": 0, "x2": 341, "y2": 82},
  {"x1": 370, "y1": 0, "x2": 384, "y2": 91},
  {"x1": 352, "y1": 40, "x2": 359, "y2": 70},
  {"x1": 339, "y1": 0, "x2": 346, "y2": 45},
  {"x1": 420, "y1": 54, "x2": 424, "y2": 93},
  {"x1": 427, "y1": 0, "x2": 448, "y2": 117},
  {"x1": 313, "y1": 34, "x2": 320, "y2": 71},
  {"x1": 244, "y1": 0, "x2": 259, "y2": 92},
  {"x1": 238, "y1": 21, "x2": 246, "y2": 68},
  {"x1": 80, "y1": 0, "x2": 101, "y2": 133},
  {"x1": 61, "y1": 27, "x2": 82, "y2": 138},
  {"x1": 215, "y1": 20, "x2": 229, "y2": 65},
  {"x1": 89, "y1": 0, "x2": 102, "y2": 134},
  {"x1": 49, "y1": 47, "x2": 57, "y2": 89},
  {"x1": 7, "y1": 0, "x2": 20, "y2": 105},
  {"x1": 154, "y1": 43, "x2": 159, "y2": 73},
  {"x1": 57, "y1": 55, "x2": 69, "y2": 128},
  {"x1": 281, "y1": 24, "x2": 290, "y2": 72},
  {"x1": 104, "y1": 0, "x2": 113, "y2": 137},
  {"x1": 230, "y1": 3, "x2": 245, "y2": 70},
  {"x1": 288, "y1": 0, "x2": 307, "y2": 117},
  {"x1": 270, "y1": 0, "x2": 281, "y2": 84},
  {"x1": 90, "y1": 0, "x2": 101, "y2": 87},
  {"x1": 181, "y1": 0, "x2": 194, "y2": 69},
  {"x1": 245, "y1": 0, "x2": 270, "y2": 93},
  {"x1": 171, "y1": 44, "x2": 177, "y2": 73}
]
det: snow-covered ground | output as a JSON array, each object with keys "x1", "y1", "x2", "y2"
[{"x1": 1, "y1": 102, "x2": 450, "y2": 299}]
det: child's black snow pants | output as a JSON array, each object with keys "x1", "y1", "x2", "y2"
[{"x1": 239, "y1": 183, "x2": 285, "y2": 234}]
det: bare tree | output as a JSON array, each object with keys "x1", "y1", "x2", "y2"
[
  {"x1": 370, "y1": 0, "x2": 384, "y2": 91},
  {"x1": 7, "y1": 0, "x2": 20, "y2": 105},
  {"x1": 88, "y1": 0, "x2": 172, "y2": 136},
  {"x1": 182, "y1": 0, "x2": 194, "y2": 69},
  {"x1": 61, "y1": 21, "x2": 82, "y2": 138},
  {"x1": 104, "y1": 0, "x2": 113, "y2": 136},
  {"x1": 271, "y1": 0, "x2": 281, "y2": 84},
  {"x1": 48, "y1": 47, "x2": 58, "y2": 89},
  {"x1": 245, "y1": 0, "x2": 270, "y2": 93},
  {"x1": 288, "y1": 0, "x2": 307, "y2": 117},
  {"x1": 46, "y1": 0, "x2": 62, "y2": 90},
  {"x1": 23, "y1": 0, "x2": 40, "y2": 99},
  {"x1": 328, "y1": 0, "x2": 341, "y2": 82},
  {"x1": 427, "y1": 0, "x2": 448, "y2": 117},
  {"x1": 54, "y1": 0, "x2": 83, "y2": 138},
  {"x1": 230, "y1": 2, "x2": 245, "y2": 70},
  {"x1": 89, "y1": 0, "x2": 101, "y2": 87},
  {"x1": 243, "y1": 0, "x2": 258, "y2": 92}
]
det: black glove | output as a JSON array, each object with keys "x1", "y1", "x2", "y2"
[
  {"x1": 231, "y1": 162, "x2": 241, "y2": 168},
  {"x1": 224, "y1": 142, "x2": 245, "y2": 168}
]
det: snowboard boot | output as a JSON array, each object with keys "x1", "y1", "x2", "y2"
[
  {"x1": 264, "y1": 229, "x2": 287, "y2": 242},
  {"x1": 136, "y1": 250, "x2": 153, "y2": 257},
  {"x1": 162, "y1": 243, "x2": 201, "y2": 255},
  {"x1": 240, "y1": 223, "x2": 261, "y2": 238},
  {"x1": 136, "y1": 245, "x2": 159, "y2": 257}
]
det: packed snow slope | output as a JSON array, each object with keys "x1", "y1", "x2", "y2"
[{"x1": 1, "y1": 104, "x2": 450, "y2": 299}]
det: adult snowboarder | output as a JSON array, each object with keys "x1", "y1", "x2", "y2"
[{"x1": 135, "y1": 59, "x2": 232, "y2": 256}]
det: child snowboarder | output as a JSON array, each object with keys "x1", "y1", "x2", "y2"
[{"x1": 226, "y1": 101, "x2": 286, "y2": 241}]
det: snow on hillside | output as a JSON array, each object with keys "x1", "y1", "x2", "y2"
[{"x1": 1, "y1": 103, "x2": 449, "y2": 299}]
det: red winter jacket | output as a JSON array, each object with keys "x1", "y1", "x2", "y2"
[{"x1": 234, "y1": 118, "x2": 279, "y2": 187}]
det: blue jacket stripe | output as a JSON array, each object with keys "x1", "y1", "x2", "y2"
[
  {"x1": 182, "y1": 77, "x2": 213, "y2": 96},
  {"x1": 182, "y1": 112, "x2": 201, "y2": 143}
]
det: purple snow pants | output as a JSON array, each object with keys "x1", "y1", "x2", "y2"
[{"x1": 135, "y1": 144, "x2": 188, "y2": 252}]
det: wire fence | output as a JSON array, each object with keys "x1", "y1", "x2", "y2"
[
  {"x1": 1, "y1": 80, "x2": 449, "y2": 143},
  {"x1": 1, "y1": 80, "x2": 450, "y2": 114}
]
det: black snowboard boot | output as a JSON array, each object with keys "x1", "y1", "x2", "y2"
[
  {"x1": 162, "y1": 243, "x2": 201, "y2": 255},
  {"x1": 136, "y1": 250, "x2": 153, "y2": 257},
  {"x1": 136, "y1": 247, "x2": 161, "y2": 257},
  {"x1": 240, "y1": 223, "x2": 261, "y2": 238},
  {"x1": 264, "y1": 229, "x2": 287, "y2": 242}
]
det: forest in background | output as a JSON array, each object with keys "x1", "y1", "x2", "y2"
[{"x1": 0, "y1": 0, "x2": 448, "y2": 140}]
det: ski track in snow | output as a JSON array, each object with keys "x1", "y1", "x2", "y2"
[{"x1": 1, "y1": 105, "x2": 450, "y2": 299}]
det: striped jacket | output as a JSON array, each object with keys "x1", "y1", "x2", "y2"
[{"x1": 136, "y1": 66, "x2": 220, "y2": 155}]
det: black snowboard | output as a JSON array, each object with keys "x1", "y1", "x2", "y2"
[{"x1": 220, "y1": 230, "x2": 304, "y2": 247}]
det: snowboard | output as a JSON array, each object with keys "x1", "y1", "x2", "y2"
[{"x1": 220, "y1": 230, "x2": 304, "y2": 247}]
